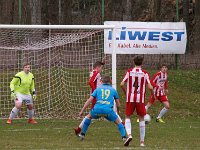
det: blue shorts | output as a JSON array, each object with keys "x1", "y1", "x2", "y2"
[{"x1": 90, "y1": 107, "x2": 118, "y2": 122}]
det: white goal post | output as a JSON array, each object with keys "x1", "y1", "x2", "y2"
[{"x1": 0, "y1": 24, "x2": 117, "y2": 119}]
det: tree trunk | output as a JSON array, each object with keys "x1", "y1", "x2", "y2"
[
  {"x1": 153, "y1": 0, "x2": 161, "y2": 21},
  {"x1": 183, "y1": 0, "x2": 189, "y2": 52},
  {"x1": 194, "y1": 0, "x2": 200, "y2": 52},
  {"x1": 124, "y1": 0, "x2": 132, "y2": 21},
  {"x1": 29, "y1": 0, "x2": 41, "y2": 24}
]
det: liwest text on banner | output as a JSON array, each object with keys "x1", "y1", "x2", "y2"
[{"x1": 104, "y1": 21, "x2": 187, "y2": 54}]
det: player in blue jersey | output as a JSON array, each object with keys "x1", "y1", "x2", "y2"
[{"x1": 78, "y1": 76, "x2": 131, "y2": 146}]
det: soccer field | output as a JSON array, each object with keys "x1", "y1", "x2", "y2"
[
  {"x1": 0, "y1": 69, "x2": 200, "y2": 149},
  {"x1": 0, "y1": 118, "x2": 199, "y2": 149}
]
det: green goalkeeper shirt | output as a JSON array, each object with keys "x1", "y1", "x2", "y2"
[{"x1": 10, "y1": 71, "x2": 35, "y2": 95}]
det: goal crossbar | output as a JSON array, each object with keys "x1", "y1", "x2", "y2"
[{"x1": 0, "y1": 24, "x2": 115, "y2": 29}]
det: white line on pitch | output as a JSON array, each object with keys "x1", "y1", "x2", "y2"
[{"x1": 3, "y1": 127, "x2": 66, "y2": 132}]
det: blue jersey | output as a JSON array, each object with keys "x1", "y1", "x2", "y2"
[{"x1": 91, "y1": 83, "x2": 119, "y2": 109}]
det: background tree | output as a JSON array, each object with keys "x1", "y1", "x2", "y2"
[
  {"x1": 183, "y1": 0, "x2": 190, "y2": 52},
  {"x1": 194, "y1": 0, "x2": 200, "y2": 52}
]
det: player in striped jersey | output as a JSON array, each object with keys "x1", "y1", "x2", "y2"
[
  {"x1": 120, "y1": 56, "x2": 155, "y2": 147},
  {"x1": 89, "y1": 61, "x2": 105, "y2": 109},
  {"x1": 145, "y1": 64, "x2": 169, "y2": 123},
  {"x1": 74, "y1": 58, "x2": 105, "y2": 135}
]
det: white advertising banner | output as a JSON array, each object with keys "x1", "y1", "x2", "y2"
[{"x1": 104, "y1": 21, "x2": 187, "y2": 54}]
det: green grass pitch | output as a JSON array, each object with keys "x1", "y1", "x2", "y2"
[{"x1": 0, "y1": 69, "x2": 200, "y2": 149}]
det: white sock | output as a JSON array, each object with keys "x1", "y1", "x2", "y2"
[
  {"x1": 145, "y1": 105, "x2": 148, "y2": 112},
  {"x1": 9, "y1": 107, "x2": 19, "y2": 120},
  {"x1": 139, "y1": 121, "x2": 145, "y2": 142},
  {"x1": 116, "y1": 112, "x2": 122, "y2": 122},
  {"x1": 79, "y1": 117, "x2": 87, "y2": 128},
  {"x1": 27, "y1": 109, "x2": 34, "y2": 119},
  {"x1": 125, "y1": 118, "x2": 132, "y2": 136},
  {"x1": 157, "y1": 107, "x2": 168, "y2": 119}
]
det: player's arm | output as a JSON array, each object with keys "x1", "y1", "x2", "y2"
[
  {"x1": 164, "y1": 80, "x2": 168, "y2": 94},
  {"x1": 10, "y1": 75, "x2": 20, "y2": 92},
  {"x1": 151, "y1": 73, "x2": 159, "y2": 88},
  {"x1": 146, "y1": 73, "x2": 157, "y2": 100},
  {"x1": 30, "y1": 75, "x2": 36, "y2": 99},
  {"x1": 147, "y1": 83, "x2": 154, "y2": 95},
  {"x1": 30, "y1": 76, "x2": 36, "y2": 94},
  {"x1": 115, "y1": 99, "x2": 120, "y2": 115},
  {"x1": 120, "y1": 81, "x2": 126, "y2": 95},
  {"x1": 114, "y1": 90, "x2": 120, "y2": 115},
  {"x1": 79, "y1": 95, "x2": 94, "y2": 116},
  {"x1": 120, "y1": 71, "x2": 129, "y2": 95},
  {"x1": 89, "y1": 73, "x2": 98, "y2": 92}
]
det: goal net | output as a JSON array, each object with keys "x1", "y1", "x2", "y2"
[{"x1": 0, "y1": 25, "x2": 114, "y2": 119}]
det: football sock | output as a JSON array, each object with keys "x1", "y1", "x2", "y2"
[
  {"x1": 139, "y1": 121, "x2": 145, "y2": 142},
  {"x1": 117, "y1": 123, "x2": 126, "y2": 138},
  {"x1": 27, "y1": 109, "x2": 34, "y2": 119},
  {"x1": 145, "y1": 105, "x2": 148, "y2": 112},
  {"x1": 79, "y1": 117, "x2": 87, "y2": 128},
  {"x1": 9, "y1": 107, "x2": 19, "y2": 120},
  {"x1": 157, "y1": 107, "x2": 168, "y2": 119},
  {"x1": 125, "y1": 118, "x2": 132, "y2": 135},
  {"x1": 81, "y1": 118, "x2": 91, "y2": 134}
]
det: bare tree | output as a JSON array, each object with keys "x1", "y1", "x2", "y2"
[
  {"x1": 194, "y1": 0, "x2": 200, "y2": 52},
  {"x1": 124, "y1": 0, "x2": 132, "y2": 21},
  {"x1": 28, "y1": 0, "x2": 41, "y2": 24},
  {"x1": 153, "y1": 0, "x2": 161, "y2": 21},
  {"x1": 183, "y1": 0, "x2": 189, "y2": 52}
]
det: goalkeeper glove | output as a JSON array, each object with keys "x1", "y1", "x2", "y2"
[
  {"x1": 32, "y1": 91, "x2": 36, "y2": 100},
  {"x1": 11, "y1": 91, "x2": 16, "y2": 100}
]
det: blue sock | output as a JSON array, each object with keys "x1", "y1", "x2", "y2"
[
  {"x1": 118, "y1": 123, "x2": 126, "y2": 138},
  {"x1": 81, "y1": 118, "x2": 91, "y2": 135}
]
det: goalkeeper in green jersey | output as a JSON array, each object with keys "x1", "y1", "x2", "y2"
[{"x1": 6, "y1": 63, "x2": 37, "y2": 124}]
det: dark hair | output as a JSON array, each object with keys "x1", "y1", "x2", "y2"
[
  {"x1": 93, "y1": 61, "x2": 104, "y2": 69},
  {"x1": 161, "y1": 63, "x2": 168, "y2": 67},
  {"x1": 23, "y1": 63, "x2": 30, "y2": 68},
  {"x1": 101, "y1": 75, "x2": 111, "y2": 84},
  {"x1": 133, "y1": 55, "x2": 144, "y2": 66}
]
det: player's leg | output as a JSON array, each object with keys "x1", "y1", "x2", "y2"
[
  {"x1": 25, "y1": 95, "x2": 37, "y2": 124},
  {"x1": 74, "y1": 98, "x2": 97, "y2": 135},
  {"x1": 7, "y1": 95, "x2": 22, "y2": 124},
  {"x1": 124, "y1": 102, "x2": 134, "y2": 143},
  {"x1": 114, "y1": 118, "x2": 130, "y2": 146},
  {"x1": 78, "y1": 113, "x2": 93, "y2": 140},
  {"x1": 136, "y1": 103, "x2": 146, "y2": 147},
  {"x1": 105, "y1": 109, "x2": 129, "y2": 146},
  {"x1": 156, "y1": 96, "x2": 169, "y2": 123},
  {"x1": 137, "y1": 95, "x2": 155, "y2": 123},
  {"x1": 27, "y1": 104, "x2": 37, "y2": 124},
  {"x1": 113, "y1": 101, "x2": 124, "y2": 124},
  {"x1": 146, "y1": 94, "x2": 156, "y2": 112},
  {"x1": 74, "y1": 116, "x2": 88, "y2": 135}
]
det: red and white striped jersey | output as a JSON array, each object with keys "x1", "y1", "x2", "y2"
[
  {"x1": 152, "y1": 71, "x2": 168, "y2": 96},
  {"x1": 89, "y1": 69, "x2": 101, "y2": 93},
  {"x1": 122, "y1": 67, "x2": 151, "y2": 103}
]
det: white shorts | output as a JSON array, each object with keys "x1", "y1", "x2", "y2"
[{"x1": 15, "y1": 93, "x2": 33, "y2": 105}]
